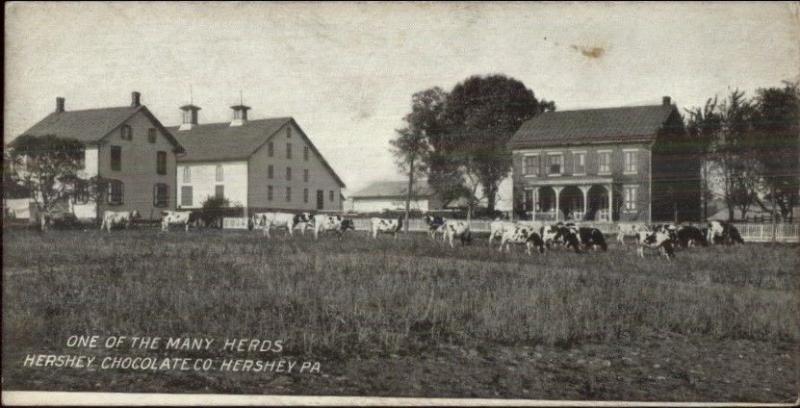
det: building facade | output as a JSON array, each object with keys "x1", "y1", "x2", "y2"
[
  {"x1": 15, "y1": 92, "x2": 184, "y2": 220},
  {"x1": 348, "y1": 180, "x2": 443, "y2": 213},
  {"x1": 508, "y1": 97, "x2": 701, "y2": 223},
  {"x1": 171, "y1": 105, "x2": 345, "y2": 214}
]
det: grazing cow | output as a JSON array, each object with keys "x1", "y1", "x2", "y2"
[
  {"x1": 676, "y1": 225, "x2": 708, "y2": 248},
  {"x1": 252, "y1": 212, "x2": 311, "y2": 238},
  {"x1": 558, "y1": 223, "x2": 607, "y2": 252},
  {"x1": 312, "y1": 214, "x2": 355, "y2": 240},
  {"x1": 498, "y1": 224, "x2": 545, "y2": 255},
  {"x1": 488, "y1": 220, "x2": 517, "y2": 246},
  {"x1": 160, "y1": 211, "x2": 193, "y2": 232},
  {"x1": 424, "y1": 215, "x2": 447, "y2": 240},
  {"x1": 370, "y1": 216, "x2": 403, "y2": 239},
  {"x1": 636, "y1": 230, "x2": 675, "y2": 261},
  {"x1": 541, "y1": 223, "x2": 567, "y2": 249},
  {"x1": 443, "y1": 220, "x2": 471, "y2": 248},
  {"x1": 99, "y1": 210, "x2": 140, "y2": 232},
  {"x1": 617, "y1": 223, "x2": 650, "y2": 245},
  {"x1": 707, "y1": 221, "x2": 745, "y2": 245},
  {"x1": 652, "y1": 223, "x2": 679, "y2": 241}
]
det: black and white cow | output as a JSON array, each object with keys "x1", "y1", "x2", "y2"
[
  {"x1": 676, "y1": 225, "x2": 708, "y2": 248},
  {"x1": 560, "y1": 224, "x2": 607, "y2": 252},
  {"x1": 541, "y1": 223, "x2": 567, "y2": 249},
  {"x1": 498, "y1": 224, "x2": 545, "y2": 255},
  {"x1": 252, "y1": 212, "x2": 312, "y2": 238},
  {"x1": 424, "y1": 215, "x2": 447, "y2": 240},
  {"x1": 443, "y1": 220, "x2": 472, "y2": 248},
  {"x1": 707, "y1": 221, "x2": 745, "y2": 245},
  {"x1": 370, "y1": 217, "x2": 403, "y2": 239},
  {"x1": 312, "y1": 214, "x2": 355, "y2": 240},
  {"x1": 100, "y1": 210, "x2": 140, "y2": 232},
  {"x1": 488, "y1": 220, "x2": 517, "y2": 246},
  {"x1": 617, "y1": 223, "x2": 650, "y2": 245},
  {"x1": 652, "y1": 223, "x2": 679, "y2": 242},
  {"x1": 636, "y1": 230, "x2": 676, "y2": 261},
  {"x1": 160, "y1": 210, "x2": 194, "y2": 232}
]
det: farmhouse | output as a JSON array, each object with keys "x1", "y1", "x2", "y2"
[
  {"x1": 508, "y1": 96, "x2": 701, "y2": 223},
  {"x1": 15, "y1": 92, "x2": 184, "y2": 220},
  {"x1": 169, "y1": 104, "x2": 345, "y2": 214},
  {"x1": 348, "y1": 180, "x2": 444, "y2": 213}
]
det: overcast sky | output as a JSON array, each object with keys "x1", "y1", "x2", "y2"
[{"x1": 5, "y1": 2, "x2": 799, "y2": 193}]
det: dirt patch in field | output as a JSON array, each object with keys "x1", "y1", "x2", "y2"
[{"x1": 3, "y1": 330, "x2": 797, "y2": 402}]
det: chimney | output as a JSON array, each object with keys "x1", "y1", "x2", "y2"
[
  {"x1": 178, "y1": 104, "x2": 201, "y2": 131},
  {"x1": 230, "y1": 104, "x2": 251, "y2": 127},
  {"x1": 55, "y1": 97, "x2": 65, "y2": 113},
  {"x1": 662, "y1": 96, "x2": 671, "y2": 106},
  {"x1": 131, "y1": 91, "x2": 141, "y2": 107}
]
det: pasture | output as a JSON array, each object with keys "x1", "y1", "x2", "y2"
[{"x1": 2, "y1": 227, "x2": 798, "y2": 401}]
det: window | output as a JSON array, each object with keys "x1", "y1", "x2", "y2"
[
  {"x1": 267, "y1": 165, "x2": 274, "y2": 179},
  {"x1": 148, "y1": 128, "x2": 157, "y2": 143},
  {"x1": 303, "y1": 146, "x2": 309, "y2": 161},
  {"x1": 303, "y1": 169, "x2": 309, "y2": 183},
  {"x1": 286, "y1": 167, "x2": 292, "y2": 181},
  {"x1": 547, "y1": 153, "x2": 563, "y2": 175},
  {"x1": 183, "y1": 167, "x2": 191, "y2": 183},
  {"x1": 286, "y1": 143, "x2": 292, "y2": 159},
  {"x1": 598, "y1": 151, "x2": 611, "y2": 174},
  {"x1": 624, "y1": 186, "x2": 638, "y2": 210},
  {"x1": 215, "y1": 165, "x2": 224, "y2": 182},
  {"x1": 286, "y1": 187, "x2": 292, "y2": 202},
  {"x1": 156, "y1": 151, "x2": 167, "y2": 175},
  {"x1": 524, "y1": 155, "x2": 539, "y2": 176},
  {"x1": 287, "y1": 127, "x2": 292, "y2": 138},
  {"x1": 573, "y1": 152, "x2": 586, "y2": 175},
  {"x1": 624, "y1": 150, "x2": 638, "y2": 174},
  {"x1": 153, "y1": 183, "x2": 169, "y2": 207},
  {"x1": 267, "y1": 185, "x2": 273, "y2": 201},
  {"x1": 110, "y1": 146, "x2": 122, "y2": 171},
  {"x1": 303, "y1": 188, "x2": 309, "y2": 203},
  {"x1": 329, "y1": 190, "x2": 334, "y2": 202},
  {"x1": 233, "y1": 109, "x2": 243, "y2": 120},
  {"x1": 120, "y1": 125, "x2": 132, "y2": 141},
  {"x1": 215, "y1": 185, "x2": 224, "y2": 200},
  {"x1": 181, "y1": 186, "x2": 193, "y2": 206},
  {"x1": 107, "y1": 180, "x2": 124, "y2": 205},
  {"x1": 268, "y1": 142, "x2": 274, "y2": 157}
]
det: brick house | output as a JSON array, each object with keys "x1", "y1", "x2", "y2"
[
  {"x1": 508, "y1": 96, "x2": 701, "y2": 223},
  {"x1": 15, "y1": 92, "x2": 184, "y2": 221},
  {"x1": 170, "y1": 104, "x2": 345, "y2": 214}
]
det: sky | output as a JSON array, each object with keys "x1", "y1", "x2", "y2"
[{"x1": 5, "y1": 2, "x2": 799, "y2": 195}]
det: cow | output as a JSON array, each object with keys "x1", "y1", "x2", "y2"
[
  {"x1": 707, "y1": 221, "x2": 745, "y2": 245},
  {"x1": 424, "y1": 215, "x2": 447, "y2": 240},
  {"x1": 160, "y1": 210, "x2": 193, "y2": 232},
  {"x1": 636, "y1": 230, "x2": 676, "y2": 261},
  {"x1": 559, "y1": 223, "x2": 607, "y2": 252},
  {"x1": 676, "y1": 225, "x2": 708, "y2": 248},
  {"x1": 541, "y1": 223, "x2": 567, "y2": 249},
  {"x1": 252, "y1": 212, "x2": 312, "y2": 238},
  {"x1": 443, "y1": 220, "x2": 472, "y2": 248},
  {"x1": 312, "y1": 214, "x2": 355, "y2": 240},
  {"x1": 370, "y1": 216, "x2": 403, "y2": 239},
  {"x1": 617, "y1": 223, "x2": 650, "y2": 245},
  {"x1": 100, "y1": 210, "x2": 140, "y2": 232},
  {"x1": 652, "y1": 223, "x2": 679, "y2": 241},
  {"x1": 488, "y1": 220, "x2": 517, "y2": 246},
  {"x1": 498, "y1": 224, "x2": 545, "y2": 255}
]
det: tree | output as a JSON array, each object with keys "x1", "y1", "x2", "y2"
[
  {"x1": 7, "y1": 135, "x2": 85, "y2": 226},
  {"x1": 751, "y1": 82, "x2": 800, "y2": 222},
  {"x1": 390, "y1": 88, "x2": 443, "y2": 231},
  {"x1": 686, "y1": 97, "x2": 722, "y2": 221},
  {"x1": 441, "y1": 74, "x2": 544, "y2": 215}
]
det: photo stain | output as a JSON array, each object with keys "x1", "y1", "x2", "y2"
[{"x1": 570, "y1": 45, "x2": 606, "y2": 59}]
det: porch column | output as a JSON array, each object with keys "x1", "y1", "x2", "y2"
[
  {"x1": 531, "y1": 187, "x2": 539, "y2": 221},
  {"x1": 553, "y1": 186, "x2": 563, "y2": 222},
  {"x1": 579, "y1": 185, "x2": 590, "y2": 219},
  {"x1": 607, "y1": 184, "x2": 613, "y2": 222}
]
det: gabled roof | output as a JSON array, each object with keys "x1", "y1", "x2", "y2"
[
  {"x1": 509, "y1": 104, "x2": 678, "y2": 149},
  {"x1": 350, "y1": 180, "x2": 434, "y2": 199},
  {"x1": 169, "y1": 117, "x2": 346, "y2": 187},
  {"x1": 18, "y1": 106, "x2": 184, "y2": 152}
]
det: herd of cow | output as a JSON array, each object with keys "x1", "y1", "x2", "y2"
[{"x1": 98, "y1": 210, "x2": 746, "y2": 261}]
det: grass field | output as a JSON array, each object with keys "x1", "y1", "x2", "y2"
[{"x1": 2, "y1": 227, "x2": 798, "y2": 401}]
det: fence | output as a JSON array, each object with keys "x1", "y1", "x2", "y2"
[{"x1": 224, "y1": 216, "x2": 800, "y2": 243}]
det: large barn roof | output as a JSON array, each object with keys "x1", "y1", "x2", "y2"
[
  {"x1": 509, "y1": 103, "x2": 678, "y2": 149},
  {"x1": 350, "y1": 180, "x2": 434, "y2": 199}
]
